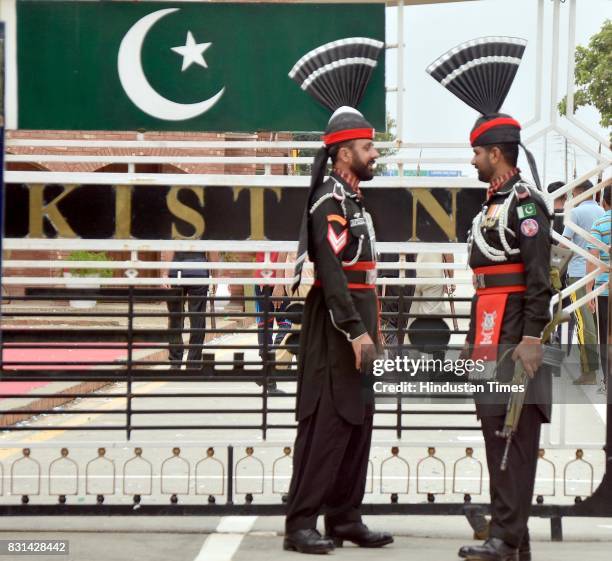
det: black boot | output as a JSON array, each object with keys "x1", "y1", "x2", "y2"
[
  {"x1": 325, "y1": 522, "x2": 393, "y2": 548},
  {"x1": 283, "y1": 529, "x2": 335, "y2": 554},
  {"x1": 518, "y1": 537, "x2": 531, "y2": 561},
  {"x1": 458, "y1": 537, "x2": 518, "y2": 561}
]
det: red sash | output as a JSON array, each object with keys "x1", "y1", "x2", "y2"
[{"x1": 472, "y1": 264, "x2": 526, "y2": 361}]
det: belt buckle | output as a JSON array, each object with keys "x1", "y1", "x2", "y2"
[
  {"x1": 475, "y1": 273, "x2": 486, "y2": 289},
  {"x1": 366, "y1": 269, "x2": 378, "y2": 285}
]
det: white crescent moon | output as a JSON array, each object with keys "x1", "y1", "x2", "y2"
[{"x1": 117, "y1": 8, "x2": 225, "y2": 121}]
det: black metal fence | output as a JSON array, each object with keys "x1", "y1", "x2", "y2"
[
  {"x1": 1, "y1": 287, "x2": 610, "y2": 537},
  {"x1": 1, "y1": 287, "x2": 475, "y2": 440}
]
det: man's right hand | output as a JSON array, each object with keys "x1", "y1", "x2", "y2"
[
  {"x1": 162, "y1": 274, "x2": 170, "y2": 289},
  {"x1": 351, "y1": 333, "x2": 375, "y2": 371}
]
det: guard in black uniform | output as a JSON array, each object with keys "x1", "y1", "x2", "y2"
[
  {"x1": 283, "y1": 38, "x2": 393, "y2": 554},
  {"x1": 428, "y1": 37, "x2": 553, "y2": 561}
]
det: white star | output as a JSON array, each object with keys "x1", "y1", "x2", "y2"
[{"x1": 171, "y1": 31, "x2": 212, "y2": 72}]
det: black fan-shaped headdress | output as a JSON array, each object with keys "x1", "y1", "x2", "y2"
[
  {"x1": 289, "y1": 37, "x2": 384, "y2": 115},
  {"x1": 427, "y1": 36, "x2": 540, "y2": 188},
  {"x1": 426, "y1": 36, "x2": 526, "y2": 117},
  {"x1": 289, "y1": 37, "x2": 384, "y2": 291}
]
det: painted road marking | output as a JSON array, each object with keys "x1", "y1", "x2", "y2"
[
  {"x1": 194, "y1": 534, "x2": 245, "y2": 561},
  {"x1": 194, "y1": 516, "x2": 258, "y2": 561},
  {"x1": 216, "y1": 516, "x2": 259, "y2": 534}
]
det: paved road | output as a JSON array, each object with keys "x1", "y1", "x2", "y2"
[
  {"x1": 0, "y1": 324, "x2": 609, "y2": 561},
  {"x1": 1, "y1": 515, "x2": 612, "y2": 561}
]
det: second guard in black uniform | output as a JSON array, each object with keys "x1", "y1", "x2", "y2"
[
  {"x1": 283, "y1": 38, "x2": 393, "y2": 554},
  {"x1": 428, "y1": 37, "x2": 554, "y2": 561}
]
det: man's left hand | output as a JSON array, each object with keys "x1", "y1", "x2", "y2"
[{"x1": 511, "y1": 336, "x2": 543, "y2": 378}]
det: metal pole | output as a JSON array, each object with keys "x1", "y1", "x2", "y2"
[
  {"x1": 262, "y1": 288, "x2": 270, "y2": 440},
  {"x1": 541, "y1": 0, "x2": 562, "y2": 186},
  {"x1": 227, "y1": 445, "x2": 234, "y2": 505},
  {"x1": 550, "y1": 0, "x2": 561, "y2": 126},
  {"x1": 126, "y1": 286, "x2": 134, "y2": 440},
  {"x1": 523, "y1": 0, "x2": 544, "y2": 129},
  {"x1": 565, "y1": 0, "x2": 577, "y2": 117},
  {"x1": 396, "y1": 0, "x2": 405, "y2": 145}
]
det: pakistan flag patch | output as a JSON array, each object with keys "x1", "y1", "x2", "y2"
[{"x1": 517, "y1": 202, "x2": 537, "y2": 220}]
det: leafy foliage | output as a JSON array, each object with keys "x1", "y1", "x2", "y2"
[
  {"x1": 558, "y1": 19, "x2": 611, "y2": 144},
  {"x1": 66, "y1": 250, "x2": 113, "y2": 277}
]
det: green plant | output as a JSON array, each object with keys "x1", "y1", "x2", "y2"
[
  {"x1": 66, "y1": 250, "x2": 114, "y2": 278},
  {"x1": 558, "y1": 19, "x2": 611, "y2": 146}
]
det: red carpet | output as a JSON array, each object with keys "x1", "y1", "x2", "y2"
[{"x1": 1, "y1": 343, "x2": 131, "y2": 399}]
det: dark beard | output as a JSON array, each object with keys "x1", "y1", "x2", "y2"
[
  {"x1": 476, "y1": 167, "x2": 491, "y2": 183},
  {"x1": 351, "y1": 159, "x2": 375, "y2": 181}
]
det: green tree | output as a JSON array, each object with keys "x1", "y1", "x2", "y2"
[{"x1": 558, "y1": 19, "x2": 611, "y2": 145}]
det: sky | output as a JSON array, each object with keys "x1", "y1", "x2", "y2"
[{"x1": 383, "y1": 0, "x2": 611, "y2": 186}]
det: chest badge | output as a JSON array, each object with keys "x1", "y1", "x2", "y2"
[
  {"x1": 482, "y1": 204, "x2": 502, "y2": 228},
  {"x1": 520, "y1": 218, "x2": 539, "y2": 237}
]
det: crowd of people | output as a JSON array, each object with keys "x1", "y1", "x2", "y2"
[{"x1": 557, "y1": 181, "x2": 610, "y2": 392}]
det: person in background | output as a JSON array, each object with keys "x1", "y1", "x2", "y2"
[
  {"x1": 255, "y1": 251, "x2": 288, "y2": 394},
  {"x1": 547, "y1": 181, "x2": 571, "y2": 345},
  {"x1": 586, "y1": 185, "x2": 610, "y2": 393},
  {"x1": 547, "y1": 181, "x2": 567, "y2": 239},
  {"x1": 408, "y1": 252, "x2": 455, "y2": 324},
  {"x1": 378, "y1": 252, "x2": 415, "y2": 354},
  {"x1": 161, "y1": 250, "x2": 219, "y2": 368},
  {"x1": 563, "y1": 180, "x2": 605, "y2": 384}
]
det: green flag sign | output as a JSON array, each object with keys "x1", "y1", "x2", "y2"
[{"x1": 17, "y1": 1, "x2": 385, "y2": 131}]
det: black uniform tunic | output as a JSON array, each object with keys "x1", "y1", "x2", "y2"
[
  {"x1": 285, "y1": 173, "x2": 379, "y2": 533},
  {"x1": 465, "y1": 173, "x2": 553, "y2": 547}
]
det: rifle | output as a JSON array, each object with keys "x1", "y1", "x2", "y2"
[{"x1": 496, "y1": 246, "x2": 573, "y2": 470}]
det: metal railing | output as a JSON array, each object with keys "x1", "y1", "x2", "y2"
[{"x1": 1, "y1": 288, "x2": 473, "y2": 440}]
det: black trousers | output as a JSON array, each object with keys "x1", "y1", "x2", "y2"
[
  {"x1": 481, "y1": 405, "x2": 543, "y2": 548},
  {"x1": 166, "y1": 285, "x2": 208, "y2": 364},
  {"x1": 285, "y1": 377, "x2": 373, "y2": 533},
  {"x1": 255, "y1": 285, "x2": 291, "y2": 359}
]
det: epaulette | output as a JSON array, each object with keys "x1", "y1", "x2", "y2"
[
  {"x1": 513, "y1": 181, "x2": 531, "y2": 201},
  {"x1": 513, "y1": 180, "x2": 554, "y2": 217},
  {"x1": 309, "y1": 179, "x2": 348, "y2": 217}
]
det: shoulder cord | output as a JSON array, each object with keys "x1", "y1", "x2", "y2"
[
  {"x1": 498, "y1": 194, "x2": 521, "y2": 256},
  {"x1": 309, "y1": 192, "x2": 334, "y2": 215},
  {"x1": 472, "y1": 208, "x2": 508, "y2": 262}
]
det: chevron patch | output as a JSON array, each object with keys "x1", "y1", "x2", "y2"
[{"x1": 327, "y1": 224, "x2": 348, "y2": 255}]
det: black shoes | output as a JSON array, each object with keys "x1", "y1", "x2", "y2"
[
  {"x1": 458, "y1": 537, "x2": 518, "y2": 561},
  {"x1": 325, "y1": 522, "x2": 394, "y2": 548},
  {"x1": 283, "y1": 529, "x2": 335, "y2": 554}
]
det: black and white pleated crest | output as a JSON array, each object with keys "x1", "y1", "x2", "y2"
[
  {"x1": 289, "y1": 37, "x2": 384, "y2": 112},
  {"x1": 426, "y1": 36, "x2": 527, "y2": 115}
]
